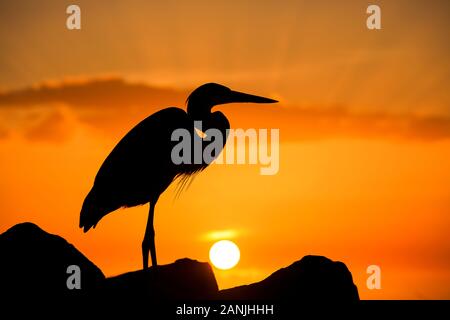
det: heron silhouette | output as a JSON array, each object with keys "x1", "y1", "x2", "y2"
[{"x1": 79, "y1": 83, "x2": 277, "y2": 269}]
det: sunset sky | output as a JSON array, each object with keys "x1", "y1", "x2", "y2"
[{"x1": 0, "y1": 0, "x2": 449, "y2": 299}]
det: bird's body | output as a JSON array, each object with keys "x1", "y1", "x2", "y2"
[
  {"x1": 80, "y1": 108, "x2": 214, "y2": 231},
  {"x1": 80, "y1": 83, "x2": 277, "y2": 269}
]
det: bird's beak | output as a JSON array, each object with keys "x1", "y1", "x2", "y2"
[{"x1": 227, "y1": 90, "x2": 278, "y2": 104}]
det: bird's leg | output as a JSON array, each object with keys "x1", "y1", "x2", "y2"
[{"x1": 142, "y1": 201, "x2": 157, "y2": 269}]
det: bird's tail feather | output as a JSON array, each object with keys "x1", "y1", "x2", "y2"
[{"x1": 79, "y1": 190, "x2": 104, "y2": 232}]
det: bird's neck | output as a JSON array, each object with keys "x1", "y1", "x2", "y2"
[{"x1": 187, "y1": 103, "x2": 212, "y2": 121}]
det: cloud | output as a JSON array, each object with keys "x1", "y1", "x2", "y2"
[
  {"x1": 0, "y1": 126, "x2": 8, "y2": 139},
  {"x1": 201, "y1": 229, "x2": 241, "y2": 241},
  {"x1": 0, "y1": 77, "x2": 449, "y2": 142},
  {"x1": 227, "y1": 106, "x2": 450, "y2": 141},
  {"x1": 0, "y1": 77, "x2": 188, "y2": 141},
  {"x1": 0, "y1": 77, "x2": 187, "y2": 110},
  {"x1": 24, "y1": 108, "x2": 76, "y2": 143}
]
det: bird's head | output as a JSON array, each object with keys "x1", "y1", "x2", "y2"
[{"x1": 187, "y1": 83, "x2": 277, "y2": 119}]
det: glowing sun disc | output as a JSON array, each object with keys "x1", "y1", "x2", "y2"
[{"x1": 209, "y1": 240, "x2": 240, "y2": 270}]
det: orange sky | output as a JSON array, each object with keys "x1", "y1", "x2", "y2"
[{"x1": 0, "y1": 0, "x2": 449, "y2": 299}]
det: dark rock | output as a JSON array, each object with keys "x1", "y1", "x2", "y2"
[
  {"x1": 0, "y1": 222, "x2": 359, "y2": 306},
  {"x1": 0, "y1": 222, "x2": 104, "y2": 299},
  {"x1": 219, "y1": 255, "x2": 359, "y2": 301},
  {"x1": 100, "y1": 258, "x2": 218, "y2": 300}
]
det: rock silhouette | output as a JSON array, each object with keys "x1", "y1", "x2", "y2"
[
  {"x1": 0, "y1": 222, "x2": 104, "y2": 299},
  {"x1": 219, "y1": 255, "x2": 359, "y2": 301},
  {"x1": 100, "y1": 258, "x2": 218, "y2": 300},
  {"x1": 0, "y1": 222, "x2": 359, "y2": 304}
]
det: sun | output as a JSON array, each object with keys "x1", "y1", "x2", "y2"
[{"x1": 209, "y1": 240, "x2": 240, "y2": 270}]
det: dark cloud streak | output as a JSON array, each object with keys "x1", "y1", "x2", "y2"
[
  {"x1": 0, "y1": 77, "x2": 449, "y2": 142},
  {"x1": 0, "y1": 77, "x2": 187, "y2": 109}
]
